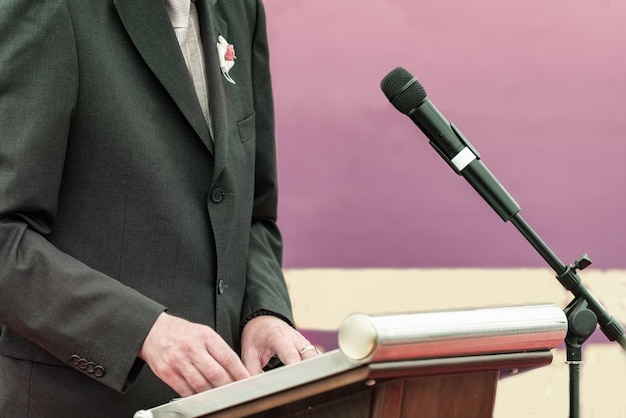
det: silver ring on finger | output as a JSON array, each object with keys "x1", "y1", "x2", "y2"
[{"x1": 300, "y1": 344, "x2": 318, "y2": 356}]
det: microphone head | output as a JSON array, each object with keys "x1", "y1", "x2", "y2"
[{"x1": 380, "y1": 67, "x2": 427, "y2": 115}]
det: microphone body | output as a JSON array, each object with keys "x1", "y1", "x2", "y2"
[{"x1": 381, "y1": 68, "x2": 520, "y2": 221}]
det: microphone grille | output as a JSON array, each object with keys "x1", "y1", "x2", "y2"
[{"x1": 380, "y1": 67, "x2": 427, "y2": 115}]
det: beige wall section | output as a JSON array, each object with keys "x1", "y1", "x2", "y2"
[{"x1": 284, "y1": 268, "x2": 626, "y2": 418}]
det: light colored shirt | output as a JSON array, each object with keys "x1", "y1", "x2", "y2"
[{"x1": 164, "y1": 0, "x2": 212, "y2": 131}]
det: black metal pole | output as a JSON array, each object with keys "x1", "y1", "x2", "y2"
[
  {"x1": 509, "y1": 213, "x2": 624, "y2": 417},
  {"x1": 509, "y1": 213, "x2": 626, "y2": 349},
  {"x1": 569, "y1": 359, "x2": 580, "y2": 418},
  {"x1": 563, "y1": 297, "x2": 598, "y2": 418}
]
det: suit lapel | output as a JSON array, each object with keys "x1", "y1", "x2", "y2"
[
  {"x1": 196, "y1": 0, "x2": 229, "y2": 183},
  {"x1": 113, "y1": 0, "x2": 214, "y2": 154}
]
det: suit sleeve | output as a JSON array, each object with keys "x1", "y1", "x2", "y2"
[
  {"x1": 241, "y1": 0, "x2": 295, "y2": 327},
  {"x1": 0, "y1": 0, "x2": 165, "y2": 393}
]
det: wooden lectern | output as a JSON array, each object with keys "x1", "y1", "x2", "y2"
[{"x1": 135, "y1": 304, "x2": 567, "y2": 418}]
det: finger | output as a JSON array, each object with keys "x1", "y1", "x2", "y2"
[
  {"x1": 273, "y1": 339, "x2": 305, "y2": 366},
  {"x1": 155, "y1": 361, "x2": 197, "y2": 397},
  {"x1": 170, "y1": 375, "x2": 196, "y2": 398},
  {"x1": 161, "y1": 348, "x2": 217, "y2": 395},
  {"x1": 299, "y1": 344, "x2": 320, "y2": 360},
  {"x1": 195, "y1": 364, "x2": 235, "y2": 388},
  {"x1": 203, "y1": 341, "x2": 251, "y2": 385},
  {"x1": 171, "y1": 350, "x2": 233, "y2": 393},
  {"x1": 179, "y1": 363, "x2": 213, "y2": 395},
  {"x1": 241, "y1": 347, "x2": 265, "y2": 376}
]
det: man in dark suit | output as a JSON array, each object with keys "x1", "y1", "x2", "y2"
[{"x1": 0, "y1": 0, "x2": 317, "y2": 416}]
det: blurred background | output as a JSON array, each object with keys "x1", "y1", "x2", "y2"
[
  {"x1": 263, "y1": 1, "x2": 626, "y2": 416},
  {"x1": 265, "y1": 0, "x2": 626, "y2": 270}
]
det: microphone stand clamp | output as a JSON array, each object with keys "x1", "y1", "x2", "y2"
[{"x1": 562, "y1": 254, "x2": 596, "y2": 418}]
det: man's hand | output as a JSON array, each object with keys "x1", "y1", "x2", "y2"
[
  {"x1": 240, "y1": 315, "x2": 320, "y2": 375},
  {"x1": 139, "y1": 313, "x2": 250, "y2": 397}
]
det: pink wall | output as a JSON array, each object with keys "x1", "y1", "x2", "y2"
[{"x1": 264, "y1": 0, "x2": 626, "y2": 269}]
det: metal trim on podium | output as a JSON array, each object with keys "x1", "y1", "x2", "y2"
[{"x1": 135, "y1": 304, "x2": 567, "y2": 418}]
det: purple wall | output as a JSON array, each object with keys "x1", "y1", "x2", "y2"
[{"x1": 264, "y1": 0, "x2": 626, "y2": 269}]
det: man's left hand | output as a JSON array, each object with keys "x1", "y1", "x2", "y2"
[{"x1": 241, "y1": 315, "x2": 320, "y2": 375}]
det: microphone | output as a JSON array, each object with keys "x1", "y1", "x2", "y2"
[
  {"x1": 380, "y1": 67, "x2": 520, "y2": 222},
  {"x1": 380, "y1": 67, "x2": 626, "y2": 360}
]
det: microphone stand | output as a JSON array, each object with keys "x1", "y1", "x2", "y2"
[
  {"x1": 379, "y1": 67, "x2": 626, "y2": 416},
  {"x1": 427, "y1": 122, "x2": 626, "y2": 418},
  {"x1": 508, "y1": 214, "x2": 626, "y2": 418},
  {"x1": 424, "y1": 125, "x2": 626, "y2": 417}
]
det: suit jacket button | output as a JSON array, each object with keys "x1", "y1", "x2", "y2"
[
  {"x1": 94, "y1": 366, "x2": 106, "y2": 378},
  {"x1": 71, "y1": 354, "x2": 81, "y2": 366},
  {"x1": 77, "y1": 358, "x2": 88, "y2": 370},
  {"x1": 211, "y1": 188, "x2": 224, "y2": 203},
  {"x1": 86, "y1": 362, "x2": 96, "y2": 373},
  {"x1": 218, "y1": 279, "x2": 225, "y2": 294}
]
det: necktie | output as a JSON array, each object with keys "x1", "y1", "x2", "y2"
[
  {"x1": 165, "y1": 0, "x2": 212, "y2": 134},
  {"x1": 165, "y1": 0, "x2": 189, "y2": 47}
]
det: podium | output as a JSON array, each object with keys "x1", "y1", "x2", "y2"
[{"x1": 135, "y1": 304, "x2": 567, "y2": 418}]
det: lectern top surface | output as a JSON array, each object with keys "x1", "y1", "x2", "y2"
[
  {"x1": 134, "y1": 304, "x2": 567, "y2": 418},
  {"x1": 134, "y1": 349, "x2": 357, "y2": 418}
]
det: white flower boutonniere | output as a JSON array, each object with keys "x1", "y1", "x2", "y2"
[{"x1": 216, "y1": 35, "x2": 236, "y2": 84}]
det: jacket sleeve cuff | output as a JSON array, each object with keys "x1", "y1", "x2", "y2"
[{"x1": 240, "y1": 309, "x2": 294, "y2": 331}]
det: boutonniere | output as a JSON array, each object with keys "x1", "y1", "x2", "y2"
[{"x1": 216, "y1": 35, "x2": 236, "y2": 84}]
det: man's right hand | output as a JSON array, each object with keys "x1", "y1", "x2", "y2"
[{"x1": 139, "y1": 312, "x2": 251, "y2": 397}]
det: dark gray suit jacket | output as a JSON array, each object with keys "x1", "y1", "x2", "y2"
[{"x1": 0, "y1": 0, "x2": 293, "y2": 416}]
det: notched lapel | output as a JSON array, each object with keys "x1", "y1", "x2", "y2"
[
  {"x1": 196, "y1": 0, "x2": 229, "y2": 183},
  {"x1": 113, "y1": 0, "x2": 214, "y2": 154}
]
